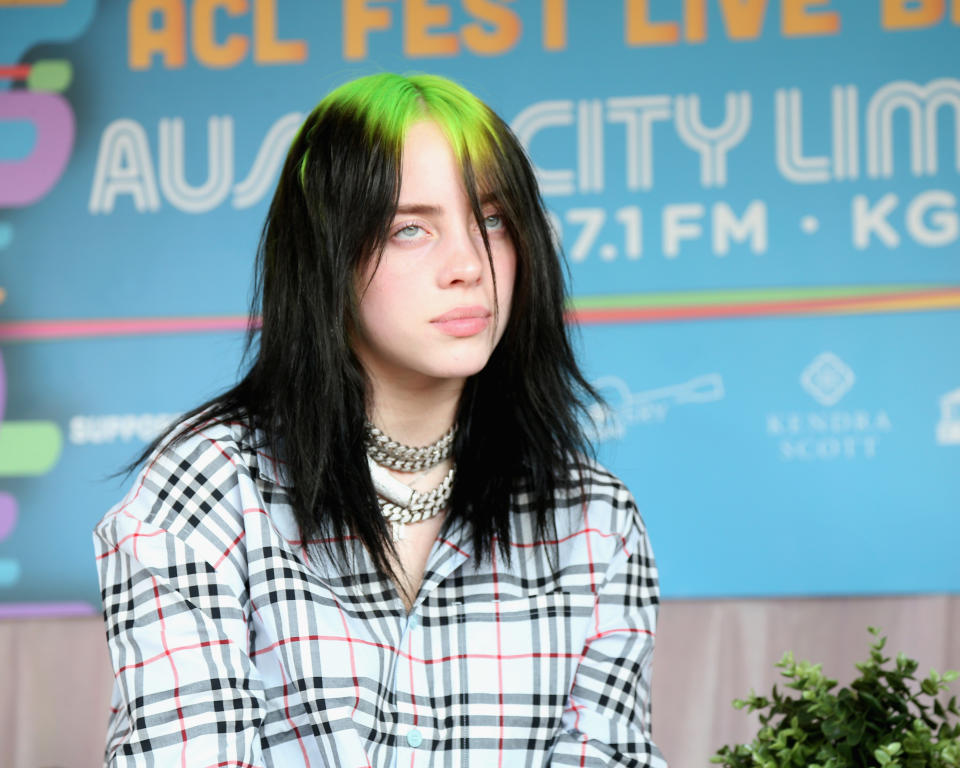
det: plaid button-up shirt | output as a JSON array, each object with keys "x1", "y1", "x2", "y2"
[{"x1": 94, "y1": 421, "x2": 666, "y2": 767}]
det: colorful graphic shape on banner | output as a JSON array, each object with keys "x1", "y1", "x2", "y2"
[
  {"x1": 0, "y1": 350, "x2": 17, "y2": 588},
  {"x1": 1, "y1": 0, "x2": 94, "y2": 616}
]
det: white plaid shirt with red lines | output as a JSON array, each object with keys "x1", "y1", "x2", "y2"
[{"x1": 94, "y1": 420, "x2": 666, "y2": 767}]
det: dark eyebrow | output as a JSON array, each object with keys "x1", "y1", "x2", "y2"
[
  {"x1": 394, "y1": 204, "x2": 443, "y2": 217},
  {"x1": 394, "y1": 195, "x2": 501, "y2": 218}
]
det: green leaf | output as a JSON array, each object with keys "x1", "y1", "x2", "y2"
[
  {"x1": 821, "y1": 720, "x2": 845, "y2": 741},
  {"x1": 860, "y1": 690, "x2": 887, "y2": 712},
  {"x1": 876, "y1": 748, "x2": 891, "y2": 765},
  {"x1": 902, "y1": 736, "x2": 924, "y2": 755},
  {"x1": 846, "y1": 718, "x2": 866, "y2": 747}
]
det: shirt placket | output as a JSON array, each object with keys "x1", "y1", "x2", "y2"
[
  {"x1": 395, "y1": 605, "x2": 430, "y2": 767},
  {"x1": 392, "y1": 528, "x2": 472, "y2": 767}
]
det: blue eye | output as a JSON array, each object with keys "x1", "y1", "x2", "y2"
[
  {"x1": 394, "y1": 224, "x2": 425, "y2": 240},
  {"x1": 483, "y1": 213, "x2": 504, "y2": 230}
]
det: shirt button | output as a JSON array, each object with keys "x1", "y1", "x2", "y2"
[
  {"x1": 408, "y1": 614, "x2": 419, "y2": 629},
  {"x1": 406, "y1": 728, "x2": 423, "y2": 748}
]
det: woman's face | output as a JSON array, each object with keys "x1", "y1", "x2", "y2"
[{"x1": 352, "y1": 120, "x2": 516, "y2": 391}]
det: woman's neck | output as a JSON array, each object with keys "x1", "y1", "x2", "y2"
[{"x1": 366, "y1": 373, "x2": 463, "y2": 446}]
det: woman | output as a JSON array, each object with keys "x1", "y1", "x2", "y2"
[{"x1": 95, "y1": 73, "x2": 665, "y2": 767}]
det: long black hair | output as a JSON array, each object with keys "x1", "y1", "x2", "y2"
[{"x1": 136, "y1": 73, "x2": 599, "y2": 579}]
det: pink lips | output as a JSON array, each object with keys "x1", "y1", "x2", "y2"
[{"x1": 430, "y1": 306, "x2": 491, "y2": 337}]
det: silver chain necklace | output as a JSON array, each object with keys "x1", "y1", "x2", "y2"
[
  {"x1": 365, "y1": 422, "x2": 456, "y2": 472},
  {"x1": 365, "y1": 423, "x2": 456, "y2": 541}
]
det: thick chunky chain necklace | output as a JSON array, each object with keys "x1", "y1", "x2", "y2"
[
  {"x1": 365, "y1": 423, "x2": 456, "y2": 541},
  {"x1": 365, "y1": 422, "x2": 456, "y2": 472}
]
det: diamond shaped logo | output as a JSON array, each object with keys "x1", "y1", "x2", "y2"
[
  {"x1": 937, "y1": 387, "x2": 960, "y2": 446},
  {"x1": 800, "y1": 352, "x2": 855, "y2": 406}
]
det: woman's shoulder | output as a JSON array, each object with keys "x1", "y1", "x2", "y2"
[
  {"x1": 141, "y1": 415, "x2": 278, "y2": 485},
  {"x1": 95, "y1": 414, "x2": 285, "y2": 542},
  {"x1": 556, "y1": 457, "x2": 647, "y2": 540},
  {"x1": 508, "y1": 458, "x2": 649, "y2": 577}
]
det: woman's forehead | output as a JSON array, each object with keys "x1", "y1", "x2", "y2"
[{"x1": 396, "y1": 121, "x2": 500, "y2": 207}]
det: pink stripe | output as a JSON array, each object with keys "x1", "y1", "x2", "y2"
[
  {"x1": 0, "y1": 316, "x2": 258, "y2": 342},
  {"x1": 5, "y1": 285, "x2": 959, "y2": 343},
  {"x1": 335, "y1": 599, "x2": 361, "y2": 719},
  {"x1": 409, "y1": 629, "x2": 418, "y2": 768},
  {"x1": 492, "y1": 543, "x2": 505, "y2": 768},
  {"x1": 249, "y1": 630, "x2": 581, "y2": 663},
  {"x1": 278, "y1": 660, "x2": 312, "y2": 768},
  {"x1": 0, "y1": 602, "x2": 97, "y2": 619},
  {"x1": 115, "y1": 638, "x2": 233, "y2": 675},
  {"x1": 213, "y1": 531, "x2": 245, "y2": 569}
]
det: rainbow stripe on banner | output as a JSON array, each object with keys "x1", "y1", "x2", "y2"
[
  {"x1": 0, "y1": 284, "x2": 957, "y2": 342},
  {"x1": 570, "y1": 284, "x2": 960, "y2": 324}
]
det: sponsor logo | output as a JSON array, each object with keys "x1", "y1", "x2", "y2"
[
  {"x1": 68, "y1": 413, "x2": 180, "y2": 446},
  {"x1": 800, "y1": 351, "x2": 855, "y2": 406},
  {"x1": 587, "y1": 373, "x2": 724, "y2": 442},
  {"x1": 767, "y1": 352, "x2": 891, "y2": 461},
  {"x1": 936, "y1": 388, "x2": 960, "y2": 446}
]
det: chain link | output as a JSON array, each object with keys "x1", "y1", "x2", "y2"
[{"x1": 365, "y1": 422, "x2": 456, "y2": 472}]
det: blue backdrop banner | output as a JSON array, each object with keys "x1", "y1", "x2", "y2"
[{"x1": 1, "y1": 1, "x2": 958, "y2": 613}]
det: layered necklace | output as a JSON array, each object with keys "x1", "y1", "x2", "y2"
[{"x1": 365, "y1": 422, "x2": 456, "y2": 542}]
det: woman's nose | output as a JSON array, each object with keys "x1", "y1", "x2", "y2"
[{"x1": 437, "y1": 226, "x2": 485, "y2": 286}]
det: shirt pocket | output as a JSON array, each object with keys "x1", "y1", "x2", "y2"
[{"x1": 450, "y1": 590, "x2": 597, "y2": 717}]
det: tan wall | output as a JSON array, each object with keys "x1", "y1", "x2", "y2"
[{"x1": 2, "y1": 596, "x2": 957, "y2": 768}]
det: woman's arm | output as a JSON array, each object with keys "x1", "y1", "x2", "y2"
[
  {"x1": 94, "y1": 430, "x2": 267, "y2": 767},
  {"x1": 549, "y1": 500, "x2": 668, "y2": 767}
]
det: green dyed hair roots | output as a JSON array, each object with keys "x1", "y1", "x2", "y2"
[{"x1": 298, "y1": 73, "x2": 500, "y2": 194}]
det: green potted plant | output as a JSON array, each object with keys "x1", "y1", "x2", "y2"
[{"x1": 712, "y1": 627, "x2": 960, "y2": 768}]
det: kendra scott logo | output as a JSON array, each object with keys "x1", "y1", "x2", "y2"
[
  {"x1": 800, "y1": 352, "x2": 855, "y2": 407},
  {"x1": 765, "y1": 352, "x2": 890, "y2": 462}
]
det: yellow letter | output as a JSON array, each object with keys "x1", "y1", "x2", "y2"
[
  {"x1": 882, "y1": 0, "x2": 944, "y2": 28},
  {"x1": 782, "y1": 0, "x2": 840, "y2": 36},
  {"x1": 343, "y1": 0, "x2": 394, "y2": 60},
  {"x1": 128, "y1": 0, "x2": 186, "y2": 70},
  {"x1": 463, "y1": 0, "x2": 521, "y2": 55},
  {"x1": 684, "y1": 0, "x2": 706, "y2": 42},
  {"x1": 254, "y1": 0, "x2": 307, "y2": 64},
  {"x1": 193, "y1": 0, "x2": 249, "y2": 68},
  {"x1": 542, "y1": 0, "x2": 566, "y2": 50},
  {"x1": 718, "y1": 0, "x2": 767, "y2": 40},
  {"x1": 625, "y1": 0, "x2": 679, "y2": 45},
  {"x1": 404, "y1": 0, "x2": 458, "y2": 57}
]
